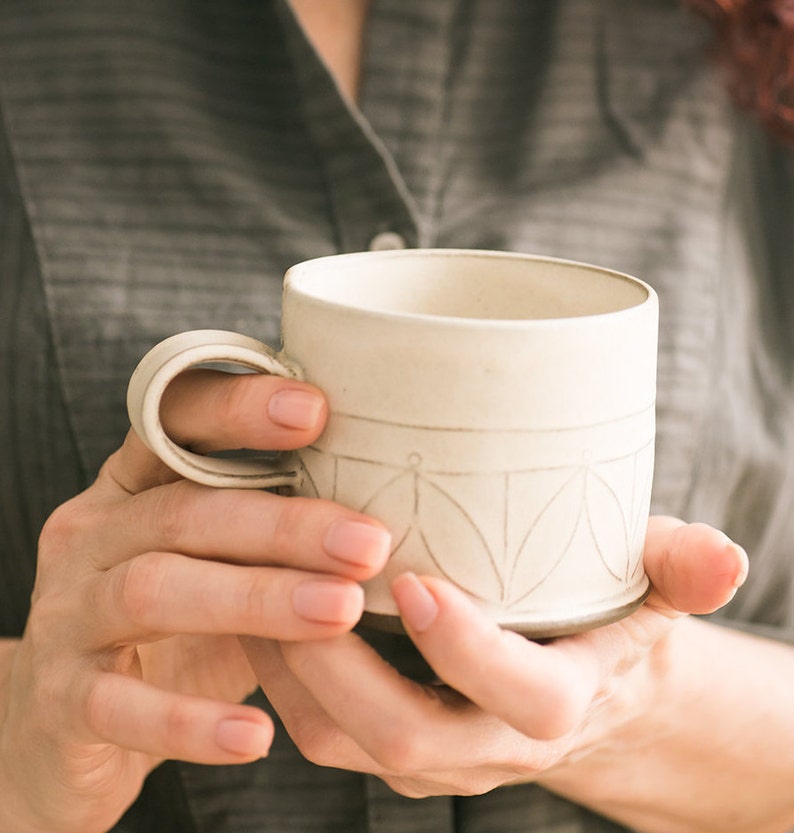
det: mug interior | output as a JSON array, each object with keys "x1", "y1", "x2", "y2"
[{"x1": 285, "y1": 249, "x2": 649, "y2": 321}]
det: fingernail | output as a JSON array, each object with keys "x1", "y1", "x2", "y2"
[
  {"x1": 216, "y1": 718, "x2": 272, "y2": 758},
  {"x1": 268, "y1": 389, "x2": 324, "y2": 430},
  {"x1": 392, "y1": 572, "x2": 438, "y2": 633},
  {"x1": 729, "y1": 542, "x2": 749, "y2": 588},
  {"x1": 292, "y1": 579, "x2": 364, "y2": 624},
  {"x1": 323, "y1": 519, "x2": 392, "y2": 568}
]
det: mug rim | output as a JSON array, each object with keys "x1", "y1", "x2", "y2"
[{"x1": 283, "y1": 248, "x2": 656, "y2": 329}]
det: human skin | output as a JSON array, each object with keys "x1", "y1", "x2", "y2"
[
  {"x1": 246, "y1": 522, "x2": 794, "y2": 833},
  {"x1": 0, "y1": 367, "x2": 790, "y2": 833},
  {"x1": 0, "y1": 370, "x2": 391, "y2": 833}
]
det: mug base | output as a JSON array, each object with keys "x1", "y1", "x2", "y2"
[{"x1": 360, "y1": 585, "x2": 652, "y2": 641}]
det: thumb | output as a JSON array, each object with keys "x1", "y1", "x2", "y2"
[{"x1": 642, "y1": 516, "x2": 749, "y2": 616}]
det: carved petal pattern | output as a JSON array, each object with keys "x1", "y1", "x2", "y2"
[
  {"x1": 508, "y1": 469, "x2": 585, "y2": 605},
  {"x1": 297, "y1": 447, "x2": 328, "y2": 499},
  {"x1": 584, "y1": 467, "x2": 630, "y2": 582},
  {"x1": 360, "y1": 470, "x2": 417, "y2": 554},
  {"x1": 414, "y1": 477, "x2": 503, "y2": 603}
]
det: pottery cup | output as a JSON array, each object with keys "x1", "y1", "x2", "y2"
[{"x1": 127, "y1": 249, "x2": 658, "y2": 637}]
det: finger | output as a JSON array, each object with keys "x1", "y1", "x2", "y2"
[
  {"x1": 279, "y1": 634, "x2": 528, "y2": 773},
  {"x1": 241, "y1": 637, "x2": 383, "y2": 773},
  {"x1": 99, "y1": 429, "x2": 183, "y2": 497},
  {"x1": 81, "y1": 671, "x2": 273, "y2": 765},
  {"x1": 392, "y1": 574, "x2": 600, "y2": 740},
  {"x1": 247, "y1": 637, "x2": 549, "y2": 797},
  {"x1": 642, "y1": 516, "x2": 749, "y2": 615},
  {"x1": 160, "y1": 368, "x2": 327, "y2": 453},
  {"x1": 83, "y1": 552, "x2": 368, "y2": 646},
  {"x1": 390, "y1": 518, "x2": 751, "y2": 744},
  {"x1": 104, "y1": 369, "x2": 327, "y2": 495},
  {"x1": 83, "y1": 479, "x2": 391, "y2": 577}
]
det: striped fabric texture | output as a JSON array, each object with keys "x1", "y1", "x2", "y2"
[{"x1": 1, "y1": 1, "x2": 793, "y2": 831}]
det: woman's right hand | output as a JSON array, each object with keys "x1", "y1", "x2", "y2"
[{"x1": 0, "y1": 368, "x2": 390, "y2": 833}]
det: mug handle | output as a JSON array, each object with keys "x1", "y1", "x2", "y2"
[{"x1": 126, "y1": 329, "x2": 304, "y2": 489}]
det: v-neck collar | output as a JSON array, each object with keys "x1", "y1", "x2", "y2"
[{"x1": 277, "y1": 0, "x2": 425, "y2": 248}]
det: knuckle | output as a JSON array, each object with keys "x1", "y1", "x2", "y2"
[
  {"x1": 384, "y1": 773, "x2": 491, "y2": 799},
  {"x1": 371, "y1": 726, "x2": 428, "y2": 774},
  {"x1": 24, "y1": 595, "x2": 69, "y2": 657},
  {"x1": 526, "y1": 673, "x2": 588, "y2": 741},
  {"x1": 290, "y1": 722, "x2": 345, "y2": 769},
  {"x1": 82, "y1": 674, "x2": 115, "y2": 739},
  {"x1": 116, "y1": 552, "x2": 173, "y2": 628},
  {"x1": 217, "y1": 373, "x2": 270, "y2": 439},
  {"x1": 161, "y1": 697, "x2": 198, "y2": 742},
  {"x1": 238, "y1": 572, "x2": 274, "y2": 629},
  {"x1": 533, "y1": 704, "x2": 577, "y2": 741},
  {"x1": 38, "y1": 497, "x2": 93, "y2": 561},
  {"x1": 146, "y1": 480, "x2": 202, "y2": 550},
  {"x1": 381, "y1": 776, "x2": 435, "y2": 799},
  {"x1": 270, "y1": 496, "x2": 315, "y2": 554},
  {"x1": 35, "y1": 490, "x2": 125, "y2": 597}
]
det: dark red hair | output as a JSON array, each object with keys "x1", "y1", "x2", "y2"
[{"x1": 685, "y1": 0, "x2": 794, "y2": 144}]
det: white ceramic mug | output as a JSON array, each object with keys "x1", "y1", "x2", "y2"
[{"x1": 127, "y1": 249, "x2": 658, "y2": 637}]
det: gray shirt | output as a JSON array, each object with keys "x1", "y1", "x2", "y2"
[{"x1": 1, "y1": 1, "x2": 793, "y2": 830}]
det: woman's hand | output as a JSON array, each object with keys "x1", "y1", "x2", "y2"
[
  {"x1": 0, "y1": 369, "x2": 390, "y2": 833},
  {"x1": 243, "y1": 517, "x2": 777, "y2": 832}
]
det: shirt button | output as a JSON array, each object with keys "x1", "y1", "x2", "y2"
[{"x1": 368, "y1": 231, "x2": 408, "y2": 251}]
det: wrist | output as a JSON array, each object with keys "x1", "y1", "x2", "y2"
[{"x1": 541, "y1": 618, "x2": 794, "y2": 833}]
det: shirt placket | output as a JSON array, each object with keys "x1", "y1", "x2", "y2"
[
  {"x1": 276, "y1": 0, "x2": 422, "y2": 253},
  {"x1": 357, "y1": 0, "x2": 461, "y2": 248}
]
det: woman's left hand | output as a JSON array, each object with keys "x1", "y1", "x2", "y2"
[{"x1": 242, "y1": 515, "x2": 747, "y2": 798}]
